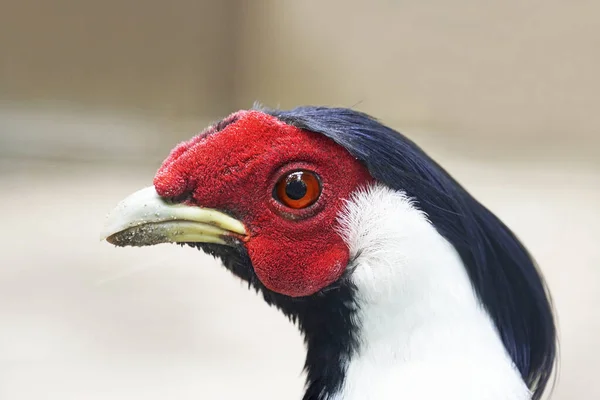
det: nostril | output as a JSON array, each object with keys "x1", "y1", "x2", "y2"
[{"x1": 170, "y1": 191, "x2": 194, "y2": 205}]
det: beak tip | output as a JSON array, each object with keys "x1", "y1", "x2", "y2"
[{"x1": 99, "y1": 225, "x2": 115, "y2": 243}]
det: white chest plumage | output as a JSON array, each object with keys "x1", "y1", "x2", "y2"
[{"x1": 332, "y1": 184, "x2": 530, "y2": 400}]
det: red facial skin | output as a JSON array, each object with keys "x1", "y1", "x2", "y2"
[{"x1": 154, "y1": 110, "x2": 373, "y2": 297}]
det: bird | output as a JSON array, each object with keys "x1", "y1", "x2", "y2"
[{"x1": 101, "y1": 106, "x2": 557, "y2": 400}]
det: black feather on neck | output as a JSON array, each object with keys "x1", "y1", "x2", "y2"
[{"x1": 187, "y1": 243, "x2": 360, "y2": 400}]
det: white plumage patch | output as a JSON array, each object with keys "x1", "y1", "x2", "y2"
[{"x1": 334, "y1": 183, "x2": 530, "y2": 400}]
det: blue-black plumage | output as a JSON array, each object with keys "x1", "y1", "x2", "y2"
[
  {"x1": 265, "y1": 106, "x2": 557, "y2": 400},
  {"x1": 103, "y1": 105, "x2": 557, "y2": 400}
]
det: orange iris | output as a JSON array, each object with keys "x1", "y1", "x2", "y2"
[{"x1": 275, "y1": 170, "x2": 321, "y2": 209}]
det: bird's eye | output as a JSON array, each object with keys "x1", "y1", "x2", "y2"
[{"x1": 274, "y1": 170, "x2": 322, "y2": 209}]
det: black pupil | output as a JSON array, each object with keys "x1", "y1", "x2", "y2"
[{"x1": 285, "y1": 175, "x2": 307, "y2": 200}]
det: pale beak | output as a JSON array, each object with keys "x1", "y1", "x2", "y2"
[{"x1": 101, "y1": 186, "x2": 247, "y2": 247}]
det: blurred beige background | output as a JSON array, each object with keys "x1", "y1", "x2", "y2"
[{"x1": 0, "y1": 1, "x2": 598, "y2": 399}]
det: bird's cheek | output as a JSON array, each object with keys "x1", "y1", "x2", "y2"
[{"x1": 246, "y1": 236, "x2": 349, "y2": 297}]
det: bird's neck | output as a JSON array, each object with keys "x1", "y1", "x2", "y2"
[{"x1": 300, "y1": 184, "x2": 530, "y2": 400}]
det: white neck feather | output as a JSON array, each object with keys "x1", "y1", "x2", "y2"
[{"x1": 333, "y1": 184, "x2": 530, "y2": 400}]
